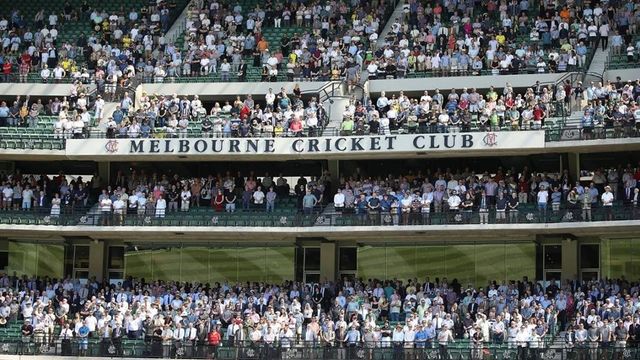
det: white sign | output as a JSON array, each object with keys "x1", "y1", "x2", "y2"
[{"x1": 65, "y1": 131, "x2": 545, "y2": 158}]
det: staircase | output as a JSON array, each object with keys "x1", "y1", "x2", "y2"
[
  {"x1": 94, "y1": 102, "x2": 121, "y2": 130},
  {"x1": 586, "y1": 46, "x2": 609, "y2": 79},
  {"x1": 322, "y1": 98, "x2": 353, "y2": 136}
]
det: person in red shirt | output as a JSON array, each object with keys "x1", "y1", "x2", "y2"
[
  {"x1": 207, "y1": 326, "x2": 221, "y2": 358},
  {"x1": 289, "y1": 117, "x2": 303, "y2": 136},
  {"x1": 19, "y1": 53, "x2": 31, "y2": 83},
  {"x1": 2, "y1": 61, "x2": 12, "y2": 82}
]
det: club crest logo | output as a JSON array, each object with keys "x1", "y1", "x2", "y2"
[
  {"x1": 483, "y1": 132, "x2": 498, "y2": 147},
  {"x1": 105, "y1": 140, "x2": 119, "y2": 153}
]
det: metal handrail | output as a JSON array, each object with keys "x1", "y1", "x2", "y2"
[{"x1": 0, "y1": 205, "x2": 635, "y2": 227}]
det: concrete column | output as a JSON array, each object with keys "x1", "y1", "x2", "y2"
[
  {"x1": 561, "y1": 238, "x2": 579, "y2": 284},
  {"x1": 97, "y1": 162, "x2": 110, "y2": 184},
  {"x1": 320, "y1": 241, "x2": 337, "y2": 282},
  {"x1": 88, "y1": 241, "x2": 106, "y2": 281},
  {"x1": 567, "y1": 153, "x2": 580, "y2": 183},
  {"x1": 327, "y1": 160, "x2": 340, "y2": 194}
]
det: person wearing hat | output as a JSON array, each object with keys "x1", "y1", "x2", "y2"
[
  {"x1": 602, "y1": 185, "x2": 614, "y2": 220},
  {"x1": 391, "y1": 323, "x2": 405, "y2": 359},
  {"x1": 346, "y1": 324, "x2": 361, "y2": 358},
  {"x1": 437, "y1": 324, "x2": 454, "y2": 359}
]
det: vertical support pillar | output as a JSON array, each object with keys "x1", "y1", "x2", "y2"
[
  {"x1": 320, "y1": 241, "x2": 337, "y2": 282},
  {"x1": 88, "y1": 240, "x2": 106, "y2": 282},
  {"x1": 561, "y1": 238, "x2": 578, "y2": 284},
  {"x1": 567, "y1": 153, "x2": 580, "y2": 184},
  {"x1": 97, "y1": 162, "x2": 110, "y2": 184},
  {"x1": 327, "y1": 160, "x2": 340, "y2": 194}
]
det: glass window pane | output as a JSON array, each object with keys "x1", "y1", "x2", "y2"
[
  {"x1": 152, "y1": 247, "x2": 182, "y2": 282},
  {"x1": 9, "y1": 243, "x2": 64, "y2": 279},
  {"x1": 416, "y1": 246, "x2": 446, "y2": 281},
  {"x1": 181, "y1": 247, "x2": 211, "y2": 284},
  {"x1": 607, "y1": 240, "x2": 631, "y2": 279},
  {"x1": 475, "y1": 244, "x2": 505, "y2": 287},
  {"x1": 9, "y1": 242, "x2": 38, "y2": 277},
  {"x1": 210, "y1": 248, "x2": 238, "y2": 283},
  {"x1": 37, "y1": 245, "x2": 64, "y2": 278},
  {"x1": 631, "y1": 242, "x2": 640, "y2": 281},
  {"x1": 304, "y1": 248, "x2": 321, "y2": 271},
  {"x1": 124, "y1": 246, "x2": 153, "y2": 281},
  {"x1": 108, "y1": 247, "x2": 125, "y2": 269},
  {"x1": 580, "y1": 244, "x2": 600, "y2": 269},
  {"x1": 445, "y1": 245, "x2": 476, "y2": 287},
  {"x1": 385, "y1": 247, "x2": 416, "y2": 281},
  {"x1": 339, "y1": 248, "x2": 357, "y2": 271},
  {"x1": 237, "y1": 247, "x2": 267, "y2": 282},
  {"x1": 74, "y1": 246, "x2": 90, "y2": 269},
  {"x1": 265, "y1": 247, "x2": 295, "y2": 283},
  {"x1": 506, "y1": 244, "x2": 536, "y2": 283},
  {"x1": 544, "y1": 245, "x2": 562, "y2": 270},
  {"x1": 357, "y1": 246, "x2": 387, "y2": 280}
]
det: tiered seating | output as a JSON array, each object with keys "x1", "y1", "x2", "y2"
[
  {"x1": 4, "y1": 0, "x2": 190, "y2": 82},
  {"x1": 0, "y1": 116, "x2": 65, "y2": 150},
  {"x1": 171, "y1": 27, "x2": 306, "y2": 83},
  {"x1": 607, "y1": 35, "x2": 640, "y2": 70}
]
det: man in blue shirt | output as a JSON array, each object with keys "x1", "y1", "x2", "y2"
[
  {"x1": 112, "y1": 106, "x2": 124, "y2": 125},
  {"x1": 415, "y1": 325, "x2": 427, "y2": 350},
  {"x1": 302, "y1": 190, "x2": 317, "y2": 214},
  {"x1": 424, "y1": 321, "x2": 436, "y2": 348},
  {"x1": 346, "y1": 325, "x2": 361, "y2": 358},
  {"x1": 0, "y1": 101, "x2": 9, "y2": 127}
]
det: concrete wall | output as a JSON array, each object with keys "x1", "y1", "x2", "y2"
[
  {"x1": 0, "y1": 83, "x2": 95, "y2": 97},
  {"x1": 138, "y1": 81, "x2": 330, "y2": 98},
  {"x1": 604, "y1": 69, "x2": 640, "y2": 82},
  {"x1": 368, "y1": 73, "x2": 568, "y2": 94}
]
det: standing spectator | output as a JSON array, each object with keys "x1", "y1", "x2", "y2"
[
  {"x1": 602, "y1": 185, "x2": 614, "y2": 220},
  {"x1": 302, "y1": 190, "x2": 317, "y2": 214}
]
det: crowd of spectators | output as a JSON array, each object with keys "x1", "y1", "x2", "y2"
[
  {"x1": 140, "y1": 0, "x2": 392, "y2": 84},
  {"x1": 2, "y1": 163, "x2": 640, "y2": 226},
  {"x1": 4, "y1": 272, "x2": 640, "y2": 358},
  {"x1": 0, "y1": 0, "x2": 183, "y2": 85},
  {"x1": 0, "y1": 81, "x2": 98, "y2": 130},
  {"x1": 580, "y1": 78, "x2": 640, "y2": 138},
  {"x1": 0, "y1": 0, "x2": 394, "y2": 85},
  {"x1": 330, "y1": 165, "x2": 640, "y2": 225},
  {"x1": 368, "y1": 0, "x2": 640, "y2": 78},
  {"x1": 105, "y1": 87, "x2": 328, "y2": 139},
  {"x1": 348, "y1": 80, "x2": 640, "y2": 135}
]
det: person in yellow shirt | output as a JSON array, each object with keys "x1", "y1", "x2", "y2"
[
  {"x1": 122, "y1": 35, "x2": 132, "y2": 48},
  {"x1": 496, "y1": 33, "x2": 506, "y2": 45},
  {"x1": 288, "y1": 52, "x2": 297, "y2": 64},
  {"x1": 274, "y1": 122, "x2": 284, "y2": 137},
  {"x1": 61, "y1": 58, "x2": 71, "y2": 72}
]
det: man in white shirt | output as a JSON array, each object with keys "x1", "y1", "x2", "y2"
[
  {"x1": 94, "y1": 95, "x2": 105, "y2": 122},
  {"x1": 52, "y1": 65, "x2": 65, "y2": 82},
  {"x1": 180, "y1": 187, "x2": 191, "y2": 212},
  {"x1": 173, "y1": 323, "x2": 185, "y2": 355},
  {"x1": 2, "y1": 185, "x2": 13, "y2": 210},
  {"x1": 113, "y1": 195, "x2": 126, "y2": 225},
  {"x1": 265, "y1": 88, "x2": 276, "y2": 110},
  {"x1": 40, "y1": 65, "x2": 51, "y2": 83},
  {"x1": 334, "y1": 189, "x2": 345, "y2": 212},
  {"x1": 100, "y1": 195, "x2": 112, "y2": 225},
  {"x1": 602, "y1": 185, "x2": 614, "y2": 220},
  {"x1": 437, "y1": 325, "x2": 454, "y2": 358}
]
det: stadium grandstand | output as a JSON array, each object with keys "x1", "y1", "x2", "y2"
[{"x1": 0, "y1": 0, "x2": 640, "y2": 358}]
